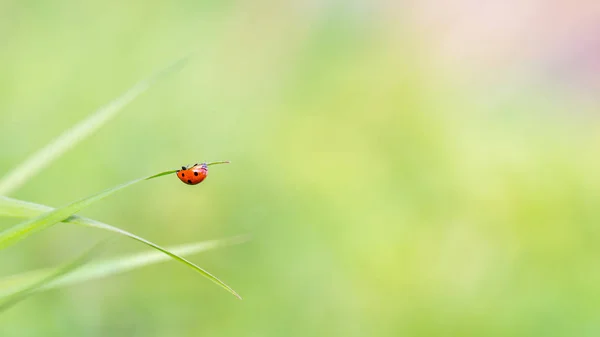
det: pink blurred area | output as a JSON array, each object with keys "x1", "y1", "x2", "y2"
[{"x1": 403, "y1": 0, "x2": 600, "y2": 95}]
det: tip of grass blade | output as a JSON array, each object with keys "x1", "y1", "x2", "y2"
[
  {"x1": 149, "y1": 55, "x2": 190, "y2": 85},
  {"x1": 206, "y1": 161, "x2": 230, "y2": 166},
  {"x1": 223, "y1": 282, "x2": 242, "y2": 300}
]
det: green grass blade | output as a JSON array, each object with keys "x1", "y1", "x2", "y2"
[
  {"x1": 0, "y1": 241, "x2": 106, "y2": 312},
  {"x1": 0, "y1": 237, "x2": 246, "y2": 299},
  {"x1": 0, "y1": 195, "x2": 245, "y2": 299},
  {"x1": 0, "y1": 57, "x2": 187, "y2": 196},
  {"x1": 0, "y1": 170, "x2": 176, "y2": 250}
]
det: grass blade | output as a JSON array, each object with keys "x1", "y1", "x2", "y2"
[
  {"x1": 0, "y1": 57, "x2": 187, "y2": 195},
  {"x1": 0, "y1": 170, "x2": 176, "y2": 250},
  {"x1": 0, "y1": 238, "x2": 246, "y2": 299},
  {"x1": 0, "y1": 194, "x2": 245, "y2": 299},
  {"x1": 0, "y1": 241, "x2": 106, "y2": 312}
]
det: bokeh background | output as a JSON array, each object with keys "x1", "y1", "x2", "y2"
[{"x1": 2, "y1": 1, "x2": 600, "y2": 336}]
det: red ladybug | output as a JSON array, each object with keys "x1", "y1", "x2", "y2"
[{"x1": 176, "y1": 163, "x2": 209, "y2": 185}]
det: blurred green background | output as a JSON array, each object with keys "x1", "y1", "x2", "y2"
[{"x1": 2, "y1": 1, "x2": 600, "y2": 336}]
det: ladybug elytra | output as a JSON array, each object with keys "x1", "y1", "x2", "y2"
[{"x1": 176, "y1": 161, "x2": 229, "y2": 185}]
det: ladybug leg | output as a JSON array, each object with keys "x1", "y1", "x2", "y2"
[{"x1": 181, "y1": 166, "x2": 187, "y2": 170}]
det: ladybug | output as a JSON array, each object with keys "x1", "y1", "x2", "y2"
[{"x1": 176, "y1": 163, "x2": 208, "y2": 185}]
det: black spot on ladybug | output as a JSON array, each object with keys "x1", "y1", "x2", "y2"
[
  {"x1": 187, "y1": 179, "x2": 192, "y2": 184},
  {"x1": 181, "y1": 173, "x2": 185, "y2": 177},
  {"x1": 194, "y1": 172, "x2": 198, "y2": 176}
]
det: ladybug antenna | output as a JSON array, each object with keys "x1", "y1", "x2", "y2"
[{"x1": 205, "y1": 161, "x2": 230, "y2": 167}]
